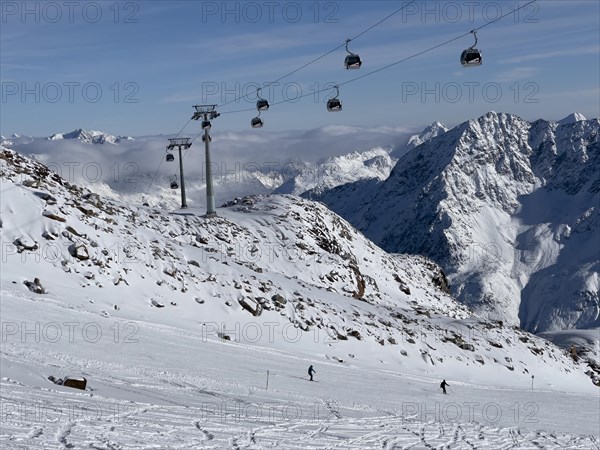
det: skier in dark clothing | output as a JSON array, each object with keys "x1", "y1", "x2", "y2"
[
  {"x1": 308, "y1": 365, "x2": 316, "y2": 381},
  {"x1": 440, "y1": 380, "x2": 449, "y2": 394}
]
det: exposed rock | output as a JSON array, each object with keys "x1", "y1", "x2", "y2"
[
  {"x1": 271, "y1": 293, "x2": 287, "y2": 306},
  {"x1": 42, "y1": 231, "x2": 57, "y2": 240},
  {"x1": 348, "y1": 329, "x2": 363, "y2": 340},
  {"x1": 150, "y1": 299, "x2": 164, "y2": 308},
  {"x1": 68, "y1": 243, "x2": 89, "y2": 260},
  {"x1": 239, "y1": 297, "x2": 262, "y2": 317},
  {"x1": 42, "y1": 210, "x2": 66, "y2": 222},
  {"x1": 24, "y1": 277, "x2": 45, "y2": 294},
  {"x1": 14, "y1": 237, "x2": 38, "y2": 252},
  {"x1": 63, "y1": 377, "x2": 87, "y2": 390}
]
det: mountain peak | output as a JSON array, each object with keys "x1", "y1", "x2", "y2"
[
  {"x1": 557, "y1": 113, "x2": 587, "y2": 125},
  {"x1": 48, "y1": 128, "x2": 133, "y2": 144},
  {"x1": 421, "y1": 121, "x2": 448, "y2": 135},
  {"x1": 391, "y1": 121, "x2": 449, "y2": 158}
]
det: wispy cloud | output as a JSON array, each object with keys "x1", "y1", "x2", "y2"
[
  {"x1": 493, "y1": 66, "x2": 539, "y2": 82},
  {"x1": 502, "y1": 45, "x2": 600, "y2": 65}
]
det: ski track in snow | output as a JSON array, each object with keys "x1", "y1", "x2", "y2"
[
  {"x1": 1, "y1": 286, "x2": 598, "y2": 449},
  {"x1": 2, "y1": 373, "x2": 599, "y2": 450}
]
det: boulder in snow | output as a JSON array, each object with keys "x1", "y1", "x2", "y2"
[
  {"x1": 68, "y1": 243, "x2": 89, "y2": 261},
  {"x1": 24, "y1": 278, "x2": 45, "y2": 294},
  {"x1": 42, "y1": 209, "x2": 66, "y2": 222},
  {"x1": 14, "y1": 237, "x2": 38, "y2": 253},
  {"x1": 63, "y1": 376, "x2": 87, "y2": 390},
  {"x1": 151, "y1": 299, "x2": 164, "y2": 308}
]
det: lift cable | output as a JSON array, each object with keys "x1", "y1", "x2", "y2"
[
  {"x1": 147, "y1": 1, "x2": 418, "y2": 193},
  {"x1": 215, "y1": 0, "x2": 418, "y2": 110},
  {"x1": 152, "y1": 0, "x2": 537, "y2": 195},
  {"x1": 218, "y1": 0, "x2": 537, "y2": 115}
]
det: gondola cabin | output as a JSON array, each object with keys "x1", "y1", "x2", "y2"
[
  {"x1": 257, "y1": 99, "x2": 269, "y2": 111},
  {"x1": 461, "y1": 48, "x2": 482, "y2": 67},
  {"x1": 461, "y1": 30, "x2": 482, "y2": 67},
  {"x1": 327, "y1": 98, "x2": 342, "y2": 112},
  {"x1": 345, "y1": 54, "x2": 362, "y2": 69},
  {"x1": 251, "y1": 117, "x2": 264, "y2": 128}
]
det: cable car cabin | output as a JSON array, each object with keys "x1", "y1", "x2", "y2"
[
  {"x1": 166, "y1": 153, "x2": 175, "y2": 162},
  {"x1": 201, "y1": 120, "x2": 211, "y2": 130},
  {"x1": 202, "y1": 134, "x2": 212, "y2": 142},
  {"x1": 344, "y1": 39, "x2": 361, "y2": 70},
  {"x1": 327, "y1": 99, "x2": 342, "y2": 112},
  {"x1": 461, "y1": 48, "x2": 482, "y2": 67},
  {"x1": 170, "y1": 181, "x2": 178, "y2": 189},
  {"x1": 256, "y1": 87, "x2": 269, "y2": 111},
  {"x1": 251, "y1": 117, "x2": 264, "y2": 128},
  {"x1": 345, "y1": 54, "x2": 362, "y2": 69},
  {"x1": 256, "y1": 99, "x2": 269, "y2": 111}
]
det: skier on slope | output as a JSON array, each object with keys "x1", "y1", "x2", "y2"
[
  {"x1": 440, "y1": 379, "x2": 449, "y2": 394},
  {"x1": 308, "y1": 365, "x2": 316, "y2": 381}
]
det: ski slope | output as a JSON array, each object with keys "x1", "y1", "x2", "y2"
[{"x1": 2, "y1": 291, "x2": 599, "y2": 449}]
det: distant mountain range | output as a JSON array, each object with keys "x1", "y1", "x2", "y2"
[
  {"x1": 47, "y1": 128, "x2": 134, "y2": 144},
  {"x1": 311, "y1": 112, "x2": 599, "y2": 333},
  {"x1": 3, "y1": 113, "x2": 597, "y2": 336}
]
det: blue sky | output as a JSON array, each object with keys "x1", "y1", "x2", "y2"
[{"x1": 1, "y1": 0, "x2": 599, "y2": 137}]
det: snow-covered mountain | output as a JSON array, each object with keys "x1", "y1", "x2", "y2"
[
  {"x1": 274, "y1": 148, "x2": 394, "y2": 197},
  {"x1": 2, "y1": 146, "x2": 597, "y2": 383},
  {"x1": 4, "y1": 118, "x2": 597, "y2": 337},
  {"x1": 272, "y1": 123, "x2": 449, "y2": 198},
  {"x1": 557, "y1": 112, "x2": 587, "y2": 125},
  {"x1": 315, "y1": 112, "x2": 599, "y2": 335},
  {"x1": 48, "y1": 128, "x2": 134, "y2": 144},
  {"x1": 391, "y1": 121, "x2": 449, "y2": 158},
  {"x1": 2, "y1": 144, "x2": 599, "y2": 448}
]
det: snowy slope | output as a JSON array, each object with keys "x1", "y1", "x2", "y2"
[
  {"x1": 1, "y1": 147, "x2": 599, "y2": 448},
  {"x1": 1, "y1": 147, "x2": 597, "y2": 382},
  {"x1": 316, "y1": 112, "x2": 599, "y2": 334},
  {"x1": 274, "y1": 148, "x2": 394, "y2": 197},
  {"x1": 2, "y1": 291, "x2": 599, "y2": 449},
  {"x1": 2, "y1": 290, "x2": 599, "y2": 449}
]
